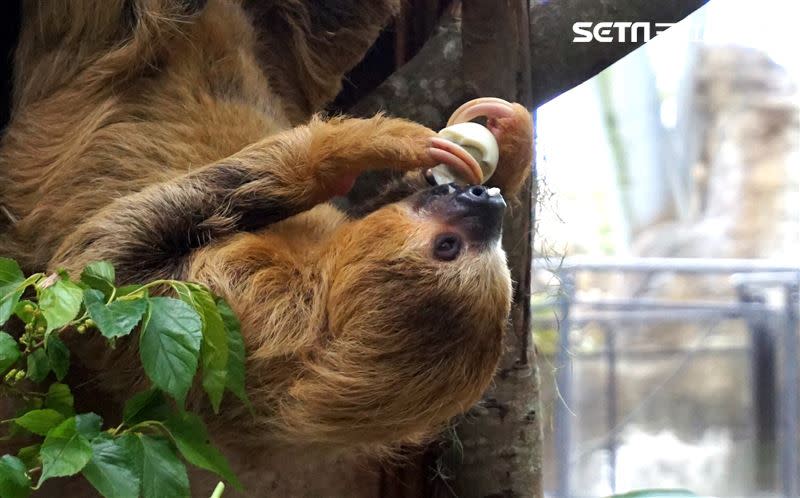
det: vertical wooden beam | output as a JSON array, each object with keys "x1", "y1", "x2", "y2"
[{"x1": 452, "y1": 1, "x2": 543, "y2": 497}]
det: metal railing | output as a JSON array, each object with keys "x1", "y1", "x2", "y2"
[{"x1": 535, "y1": 257, "x2": 800, "y2": 498}]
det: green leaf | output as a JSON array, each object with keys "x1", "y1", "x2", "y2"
[
  {"x1": 14, "y1": 409, "x2": 65, "y2": 436},
  {"x1": 39, "y1": 278, "x2": 84, "y2": 332},
  {"x1": 173, "y1": 283, "x2": 228, "y2": 412},
  {"x1": 38, "y1": 416, "x2": 93, "y2": 484},
  {"x1": 45, "y1": 336, "x2": 70, "y2": 381},
  {"x1": 17, "y1": 444, "x2": 40, "y2": 470},
  {"x1": 125, "y1": 434, "x2": 190, "y2": 498},
  {"x1": 45, "y1": 383, "x2": 75, "y2": 417},
  {"x1": 0, "y1": 331, "x2": 21, "y2": 374},
  {"x1": 82, "y1": 434, "x2": 140, "y2": 498},
  {"x1": 216, "y1": 299, "x2": 249, "y2": 405},
  {"x1": 0, "y1": 258, "x2": 25, "y2": 287},
  {"x1": 84, "y1": 289, "x2": 147, "y2": 339},
  {"x1": 139, "y1": 297, "x2": 202, "y2": 406},
  {"x1": 165, "y1": 411, "x2": 242, "y2": 490},
  {"x1": 0, "y1": 454, "x2": 31, "y2": 498},
  {"x1": 26, "y1": 348, "x2": 51, "y2": 382},
  {"x1": 123, "y1": 389, "x2": 170, "y2": 425},
  {"x1": 0, "y1": 258, "x2": 25, "y2": 325},
  {"x1": 80, "y1": 262, "x2": 116, "y2": 298},
  {"x1": 75, "y1": 413, "x2": 103, "y2": 439}
]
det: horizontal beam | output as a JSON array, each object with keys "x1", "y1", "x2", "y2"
[{"x1": 537, "y1": 257, "x2": 800, "y2": 274}]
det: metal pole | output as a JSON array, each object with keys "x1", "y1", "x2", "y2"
[
  {"x1": 555, "y1": 271, "x2": 576, "y2": 498},
  {"x1": 736, "y1": 284, "x2": 777, "y2": 490},
  {"x1": 605, "y1": 325, "x2": 618, "y2": 493},
  {"x1": 781, "y1": 281, "x2": 799, "y2": 498}
]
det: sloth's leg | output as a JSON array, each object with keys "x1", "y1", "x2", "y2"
[
  {"x1": 14, "y1": 0, "x2": 206, "y2": 106},
  {"x1": 50, "y1": 115, "x2": 462, "y2": 282}
]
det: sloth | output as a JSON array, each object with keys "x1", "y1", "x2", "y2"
[{"x1": 0, "y1": 0, "x2": 532, "y2": 490}]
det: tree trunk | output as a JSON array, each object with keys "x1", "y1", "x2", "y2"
[{"x1": 447, "y1": 1, "x2": 542, "y2": 497}]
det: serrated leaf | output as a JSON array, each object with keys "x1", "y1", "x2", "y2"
[
  {"x1": 84, "y1": 289, "x2": 147, "y2": 339},
  {"x1": 17, "y1": 444, "x2": 40, "y2": 470},
  {"x1": 0, "y1": 454, "x2": 31, "y2": 498},
  {"x1": 38, "y1": 416, "x2": 93, "y2": 484},
  {"x1": 0, "y1": 331, "x2": 21, "y2": 374},
  {"x1": 39, "y1": 278, "x2": 84, "y2": 332},
  {"x1": 123, "y1": 389, "x2": 170, "y2": 425},
  {"x1": 45, "y1": 383, "x2": 75, "y2": 417},
  {"x1": 82, "y1": 434, "x2": 140, "y2": 498},
  {"x1": 0, "y1": 258, "x2": 25, "y2": 325},
  {"x1": 45, "y1": 336, "x2": 70, "y2": 381},
  {"x1": 0, "y1": 258, "x2": 25, "y2": 288},
  {"x1": 26, "y1": 348, "x2": 50, "y2": 382},
  {"x1": 126, "y1": 434, "x2": 190, "y2": 498},
  {"x1": 139, "y1": 297, "x2": 202, "y2": 406},
  {"x1": 75, "y1": 413, "x2": 103, "y2": 439},
  {"x1": 165, "y1": 411, "x2": 242, "y2": 490},
  {"x1": 216, "y1": 299, "x2": 249, "y2": 405},
  {"x1": 80, "y1": 262, "x2": 116, "y2": 298},
  {"x1": 173, "y1": 283, "x2": 228, "y2": 412},
  {"x1": 14, "y1": 409, "x2": 65, "y2": 436}
]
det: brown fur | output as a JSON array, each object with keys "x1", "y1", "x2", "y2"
[{"x1": 0, "y1": 0, "x2": 532, "y2": 492}]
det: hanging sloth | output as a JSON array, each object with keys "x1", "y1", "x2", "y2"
[{"x1": 0, "y1": 0, "x2": 533, "y2": 492}]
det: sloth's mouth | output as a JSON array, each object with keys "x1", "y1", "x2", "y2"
[{"x1": 414, "y1": 183, "x2": 506, "y2": 244}]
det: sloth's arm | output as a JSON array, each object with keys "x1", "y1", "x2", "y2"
[
  {"x1": 347, "y1": 103, "x2": 534, "y2": 216},
  {"x1": 50, "y1": 115, "x2": 439, "y2": 283}
]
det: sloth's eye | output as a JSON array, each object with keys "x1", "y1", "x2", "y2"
[{"x1": 433, "y1": 233, "x2": 462, "y2": 261}]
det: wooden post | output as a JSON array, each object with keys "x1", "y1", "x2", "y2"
[{"x1": 450, "y1": 1, "x2": 543, "y2": 497}]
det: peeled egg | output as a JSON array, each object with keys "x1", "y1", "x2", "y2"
[{"x1": 430, "y1": 122, "x2": 499, "y2": 186}]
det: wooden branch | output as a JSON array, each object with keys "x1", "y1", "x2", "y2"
[
  {"x1": 352, "y1": 0, "x2": 710, "y2": 120},
  {"x1": 449, "y1": 1, "x2": 541, "y2": 496},
  {"x1": 349, "y1": 15, "x2": 466, "y2": 128}
]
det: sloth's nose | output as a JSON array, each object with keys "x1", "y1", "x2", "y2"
[
  {"x1": 451, "y1": 185, "x2": 506, "y2": 244},
  {"x1": 455, "y1": 185, "x2": 506, "y2": 210}
]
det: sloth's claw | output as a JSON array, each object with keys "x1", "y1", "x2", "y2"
[
  {"x1": 446, "y1": 97, "x2": 516, "y2": 127},
  {"x1": 428, "y1": 137, "x2": 483, "y2": 185}
]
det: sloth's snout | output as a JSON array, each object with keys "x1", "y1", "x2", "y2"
[
  {"x1": 416, "y1": 183, "x2": 506, "y2": 245},
  {"x1": 454, "y1": 185, "x2": 505, "y2": 243},
  {"x1": 455, "y1": 185, "x2": 506, "y2": 210}
]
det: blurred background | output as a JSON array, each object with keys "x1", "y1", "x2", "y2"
[{"x1": 534, "y1": 0, "x2": 800, "y2": 496}]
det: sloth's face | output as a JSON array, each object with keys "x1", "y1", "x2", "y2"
[
  {"x1": 312, "y1": 185, "x2": 511, "y2": 444},
  {"x1": 328, "y1": 183, "x2": 511, "y2": 335}
]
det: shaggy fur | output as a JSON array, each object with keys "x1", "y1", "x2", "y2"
[{"x1": 0, "y1": 0, "x2": 532, "y2": 492}]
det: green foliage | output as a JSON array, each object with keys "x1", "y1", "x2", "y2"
[
  {"x1": 84, "y1": 289, "x2": 147, "y2": 339},
  {"x1": 139, "y1": 297, "x2": 202, "y2": 407},
  {"x1": 0, "y1": 455, "x2": 31, "y2": 498},
  {"x1": 0, "y1": 259, "x2": 248, "y2": 497}
]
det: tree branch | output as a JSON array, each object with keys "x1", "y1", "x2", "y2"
[{"x1": 352, "y1": 0, "x2": 710, "y2": 119}]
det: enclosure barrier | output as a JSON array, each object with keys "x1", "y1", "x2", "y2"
[{"x1": 534, "y1": 257, "x2": 800, "y2": 498}]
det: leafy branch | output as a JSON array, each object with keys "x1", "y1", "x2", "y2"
[{"x1": 0, "y1": 257, "x2": 248, "y2": 497}]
